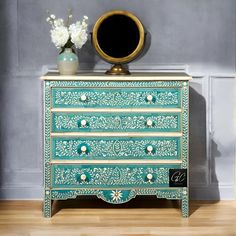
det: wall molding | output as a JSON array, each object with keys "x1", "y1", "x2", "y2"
[
  {"x1": 190, "y1": 76, "x2": 210, "y2": 187},
  {"x1": 209, "y1": 75, "x2": 235, "y2": 200}
]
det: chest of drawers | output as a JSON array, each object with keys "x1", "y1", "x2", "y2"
[{"x1": 41, "y1": 72, "x2": 191, "y2": 217}]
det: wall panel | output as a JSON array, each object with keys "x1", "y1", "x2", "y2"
[{"x1": 0, "y1": 0, "x2": 235, "y2": 199}]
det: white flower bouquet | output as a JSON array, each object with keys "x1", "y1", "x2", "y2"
[{"x1": 46, "y1": 10, "x2": 88, "y2": 52}]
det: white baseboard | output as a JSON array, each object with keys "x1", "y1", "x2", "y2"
[
  {"x1": 0, "y1": 186, "x2": 43, "y2": 200},
  {"x1": 190, "y1": 186, "x2": 235, "y2": 200}
]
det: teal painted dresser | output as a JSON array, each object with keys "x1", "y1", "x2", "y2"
[{"x1": 41, "y1": 72, "x2": 191, "y2": 217}]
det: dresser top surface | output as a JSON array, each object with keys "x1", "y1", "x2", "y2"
[{"x1": 41, "y1": 72, "x2": 191, "y2": 81}]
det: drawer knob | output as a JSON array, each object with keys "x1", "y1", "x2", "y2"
[
  {"x1": 80, "y1": 94, "x2": 87, "y2": 102},
  {"x1": 80, "y1": 145, "x2": 87, "y2": 152},
  {"x1": 146, "y1": 119, "x2": 153, "y2": 127},
  {"x1": 146, "y1": 145, "x2": 154, "y2": 153},
  {"x1": 146, "y1": 95, "x2": 153, "y2": 102},
  {"x1": 147, "y1": 173, "x2": 153, "y2": 181},
  {"x1": 81, "y1": 119, "x2": 87, "y2": 126},
  {"x1": 80, "y1": 174, "x2": 87, "y2": 181}
]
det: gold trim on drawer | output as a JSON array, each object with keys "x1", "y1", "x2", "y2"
[
  {"x1": 51, "y1": 108, "x2": 182, "y2": 113},
  {"x1": 51, "y1": 132, "x2": 183, "y2": 137},
  {"x1": 50, "y1": 160, "x2": 182, "y2": 164}
]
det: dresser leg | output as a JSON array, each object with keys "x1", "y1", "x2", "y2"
[
  {"x1": 44, "y1": 190, "x2": 52, "y2": 218},
  {"x1": 181, "y1": 197, "x2": 189, "y2": 217}
]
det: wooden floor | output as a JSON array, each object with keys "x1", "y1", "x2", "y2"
[{"x1": 0, "y1": 197, "x2": 235, "y2": 236}]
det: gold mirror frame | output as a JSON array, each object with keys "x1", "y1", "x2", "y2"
[{"x1": 92, "y1": 10, "x2": 145, "y2": 75}]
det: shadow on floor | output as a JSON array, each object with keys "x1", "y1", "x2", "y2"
[{"x1": 51, "y1": 196, "x2": 206, "y2": 217}]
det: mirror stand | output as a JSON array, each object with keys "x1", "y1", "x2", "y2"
[{"x1": 106, "y1": 64, "x2": 130, "y2": 75}]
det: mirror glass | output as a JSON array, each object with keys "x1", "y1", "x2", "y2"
[{"x1": 97, "y1": 15, "x2": 140, "y2": 58}]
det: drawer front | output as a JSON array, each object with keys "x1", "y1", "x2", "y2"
[
  {"x1": 52, "y1": 112, "x2": 181, "y2": 132},
  {"x1": 52, "y1": 88, "x2": 181, "y2": 108},
  {"x1": 52, "y1": 137, "x2": 181, "y2": 160},
  {"x1": 51, "y1": 164, "x2": 181, "y2": 188}
]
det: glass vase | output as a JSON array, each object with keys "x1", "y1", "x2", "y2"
[{"x1": 57, "y1": 48, "x2": 78, "y2": 75}]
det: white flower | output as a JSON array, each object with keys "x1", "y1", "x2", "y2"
[
  {"x1": 50, "y1": 26, "x2": 69, "y2": 48},
  {"x1": 69, "y1": 21, "x2": 88, "y2": 49},
  {"x1": 111, "y1": 190, "x2": 123, "y2": 202},
  {"x1": 82, "y1": 20, "x2": 88, "y2": 27},
  {"x1": 54, "y1": 18, "x2": 64, "y2": 28},
  {"x1": 47, "y1": 11, "x2": 89, "y2": 49}
]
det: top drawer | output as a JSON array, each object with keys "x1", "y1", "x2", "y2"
[{"x1": 52, "y1": 88, "x2": 181, "y2": 108}]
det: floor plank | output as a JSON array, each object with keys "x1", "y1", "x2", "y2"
[{"x1": 0, "y1": 197, "x2": 235, "y2": 236}]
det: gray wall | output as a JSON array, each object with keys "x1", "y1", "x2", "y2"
[{"x1": 0, "y1": 0, "x2": 235, "y2": 199}]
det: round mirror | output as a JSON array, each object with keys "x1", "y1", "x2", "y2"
[{"x1": 92, "y1": 10, "x2": 145, "y2": 75}]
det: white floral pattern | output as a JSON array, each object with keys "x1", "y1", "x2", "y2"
[
  {"x1": 111, "y1": 190, "x2": 123, "y2": 202},
  {"x1": 52, "y1": 165, "x2": 173, "y2": 187},
  {"x1": 53, "y1": 113, "x2": 180, "y2": 132},
  {"x1": 53, "y1": 138, "x2": 179, "y2": 159},
  {"x1": 53, "y1": 89, "x2": 180, "y2": 108},
  {"x1": 43, "y1": 79, "x2": 189, "y2": 218}
]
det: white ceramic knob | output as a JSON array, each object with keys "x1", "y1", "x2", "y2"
[
  {"x1": 147, "y1": 95, "x2": 153, "y2": 102},
  {"x1": 80, "y1": 94, "x2": 87, "y2": 101},
  {"x1": 80, "y1": 174, "x2": 87, "y2": 181},
  {"x1": 81, "y1": 119, "x2": 87, "y2": 126},
  {"x1": 146, "y1": 120, "x2": 153, "y2": 127},
  {"x1": 147, "y1": 173, "x2": 153, "y2": 180},
  {"x1": 146, "y1": 145, "x2": 153, "y2": 152},
  {"x1": 81, "y1": 145, "x2": 87, "y2": 152}
]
